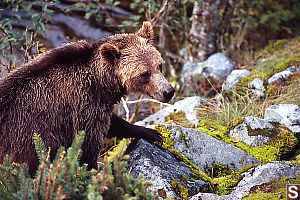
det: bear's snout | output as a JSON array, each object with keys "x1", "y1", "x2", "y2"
[{"x1": 162, "y1": 87, "x2": 175, "y2": 103}]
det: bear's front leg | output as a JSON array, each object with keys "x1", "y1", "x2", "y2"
[{"x1": 108, "y1": 114, "x2": 162, "y2": 144}]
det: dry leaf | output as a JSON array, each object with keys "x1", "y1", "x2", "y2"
[{"x1": 232, "y1": 138, "x2": 240, "y2": 143}]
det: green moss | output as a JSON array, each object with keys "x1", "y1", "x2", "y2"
[
  {"x1": 169, "y1": 178, "x2": 189, "y2": 200},
  {"x1": 213, "y1": 175, "x2": 243, "y2": 195},
  {"x1": 294, "y1": 154, "x2": 300, "y2": 167},
  {"x1": 199, "y1": 118, "x2": 228, "y2": 138},
  {"x1": 213, "y1": 165, "x2": 256, "y2": 196},
  {"x1": 234, "y1": 72, "x2": 266, "y2": 96},
  {"x1": 155, "y1": 125, "x2": 174, "y2": 150},
  {"x1": 262, "y1": 39, "x2": 289, "y2": 55},
  {"x1": 271, "y1": 56, "x2": 300, "y2": 75},
  {"x1": 179, "y1": 131, "x2": 189, "y2": 148},
  {"x1": 180, "y1": 174, "x2": 188, "y2": 182},
  {"x1": 243, "y1": 192, "x2": 278, "y2": 200},
  {"x1": 228, "y1": 117, "x2": 245, "y2": 130},
  {"x1": 197, "y1": 118, "x2": 298, "y2": 163},
  {"x1": 207, "y1": 163, "x2": 234, "y2": 178}
]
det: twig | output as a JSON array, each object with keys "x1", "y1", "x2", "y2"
[
  {"x1": 125, "y1": 98, "x2": 171, "y2": 107},
  {"x1": 151, "y1": 0, "x2": 173, "y2": 25},
  {"x1": 32, "y1": 1, "x2": 47, "y2": 42},
  {"x1": 121, "y1": 97, "x2": 130, "y2": 121},
  {"x1": 165, "y1": 50, "x2": 186, "y2": 64},
  {"x1": 0, "y1": 25, "x2": 14, "y2": 71}
]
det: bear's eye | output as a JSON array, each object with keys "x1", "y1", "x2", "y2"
[
  {"x1": 140, "y1": 71, "x2": 151, "y2": 82},
  {"x1": 159, "y1": 64, "x2": 163, "y2": 72}
]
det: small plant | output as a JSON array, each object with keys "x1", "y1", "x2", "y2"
[{"x1": 0, "y1": 132, "x2": 159, "y2": 199}]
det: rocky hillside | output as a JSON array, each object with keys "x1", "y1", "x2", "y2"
[{"x1": 124, "y1": 37, "x2": 300, "y2": 199}]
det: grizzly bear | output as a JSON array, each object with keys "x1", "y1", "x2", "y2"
[{"x1": 0, "y1": 21, "x2": 175, "y2": 176}]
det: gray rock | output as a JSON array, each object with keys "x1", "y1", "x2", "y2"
[
  {"x1": 190, "y1": 162, "x2": 300, "y2": 200},
  {"x1": 268, "y1": 70, "x2": 292, "y2": 86},
  {"x1": 163, "y1": 124, "x2": 260, "y2": 171},
  {"x1": 45, "y1": 24, "x2": 70, "y2": 47},
  {"x1": 286, "y1": 65, "x2": 300, "y2": 72},
  {"x1": 247, "y1": 78, "x2": 265, "y2": 97},
  {"x1": 126, "y1": 139, "x2": 209, "y2": 199},
  {"x1": 203, "y1": 53, "x2": 235, "y2": 82},
  {"x1": 52, "y1": 13, "x2": 111, "y2": 41},
  {"x1": 180, "y1": 53, "x2": 234, "y2": 96},
  {"x1": 268, "y1": 65, "x2": 300, "y2": 85},
  {"x1": 264, "y1": 104, "x2": 300, "y2": 135},
  {"x1": 135, "y1": 96, "x2": 206, "y2": 127},
  {"x1": 181, "y1": 53, "x2": 234, "y2": 83},
  {"x1": 229, "y1": 116, "x2": 273, "y2": 147},
  {"x1": 222, "y1": 70, "x2": 250, "y2": 91}
]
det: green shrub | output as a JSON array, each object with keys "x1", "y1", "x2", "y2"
[{"x1": 0, "y1": 132, "x2": 159, "y2": 199}]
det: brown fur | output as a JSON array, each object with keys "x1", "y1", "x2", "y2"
[{"x1": 0, "y1": 22, "x2": 174, "y2": 176}]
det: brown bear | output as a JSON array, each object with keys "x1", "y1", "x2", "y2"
[{"x1": 0, "y1": 21, "x2": 175, "y2": 176}]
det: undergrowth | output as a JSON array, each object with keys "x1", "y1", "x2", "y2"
[{"x1": 0, "y1": 132, "x2": 159, "y2": 200}]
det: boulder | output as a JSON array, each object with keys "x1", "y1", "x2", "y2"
[
  {"x1": 268, "y1": 65, "x2": 300, "y2": 85},
  {"x1": 180, "y1": 53, "x2": 234, "y2": 96},
  {"x1": 222, "y1": 70, "x2": 250, "y2": 91},
  {"x1": 135, "y1": 96, "x2": 206, "y2": 127},
  {"x1": 51, "y1": 13, "x2": 111, "y2": 42},
  {"x1": 229, "y1": 116, "x2": 273, "y2": 147},
  {"x1": 268, "y1": 70, "x2": 292, "y2": 86},
  {"x1": 264, "y1": 104, "x2": 300, "y2": 136},
  {"x1": 181, "y1": 53, "x2": 234, "y2": 83},
  {"x1": 190, "y1": 162, "x2": 300, "y2": 200},
  {"x1": 126, "y1": 139, "x2": 209, "y2": 199},
  {"x1": 228, "y1": 116, "x2": 298, "y2": 161},
  {"x1": 160, "y1": 124, "x2": 260, "y2": 171}
]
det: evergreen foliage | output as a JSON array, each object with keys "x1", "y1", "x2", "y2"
[{"x1": 0, "y1": 132, "x2": 159, "y2": 200}]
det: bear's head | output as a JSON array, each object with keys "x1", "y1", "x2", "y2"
[{"x1": 99, "y1": 21, "x2": 175, "y2": 103}]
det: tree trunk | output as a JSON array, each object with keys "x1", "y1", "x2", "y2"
[{"x1": 189, "y1": 0, "x2": 222, "y2": 62}]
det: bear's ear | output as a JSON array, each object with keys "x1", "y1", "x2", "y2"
[
  {"x1": 99, "y1": 43, "x2": 120, "y2": 62},
  {"x1": 136, "y1": 21, "x2": 154, "y2": 43}
]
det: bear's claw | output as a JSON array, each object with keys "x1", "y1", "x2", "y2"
[{"x1": 142, "y1": 128, "x2": 163, "y2": 144}]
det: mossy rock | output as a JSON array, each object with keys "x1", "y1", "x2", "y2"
[
  {"x1": 243, "y1": 176, "x2": 300, "y2": 200},
  {"x1": 234, "y1": 72, "x2": 266, "y2": 96},
  {"x1": 155, "y1": 125, "x2": 213, "y2": 184},
  {"x1": 197, "y1": 118, "x2": 298, "y2": 163},
  {"x1": 227, "y1": 37, "x2": 300, "y2": 98},
  {"x1": 155, "y1": 119, "x2": 298, "y2": 197},
  {"x1": 155, "y1": 123, "x2": 260, "y2": 196},
  {"x1": 154, "y1": 125, "x2": 213, "y2": 199}
]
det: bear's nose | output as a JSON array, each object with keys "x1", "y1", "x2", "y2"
[{"x1": 163, "y1": 87, "x2": 175, "y2": 102}]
